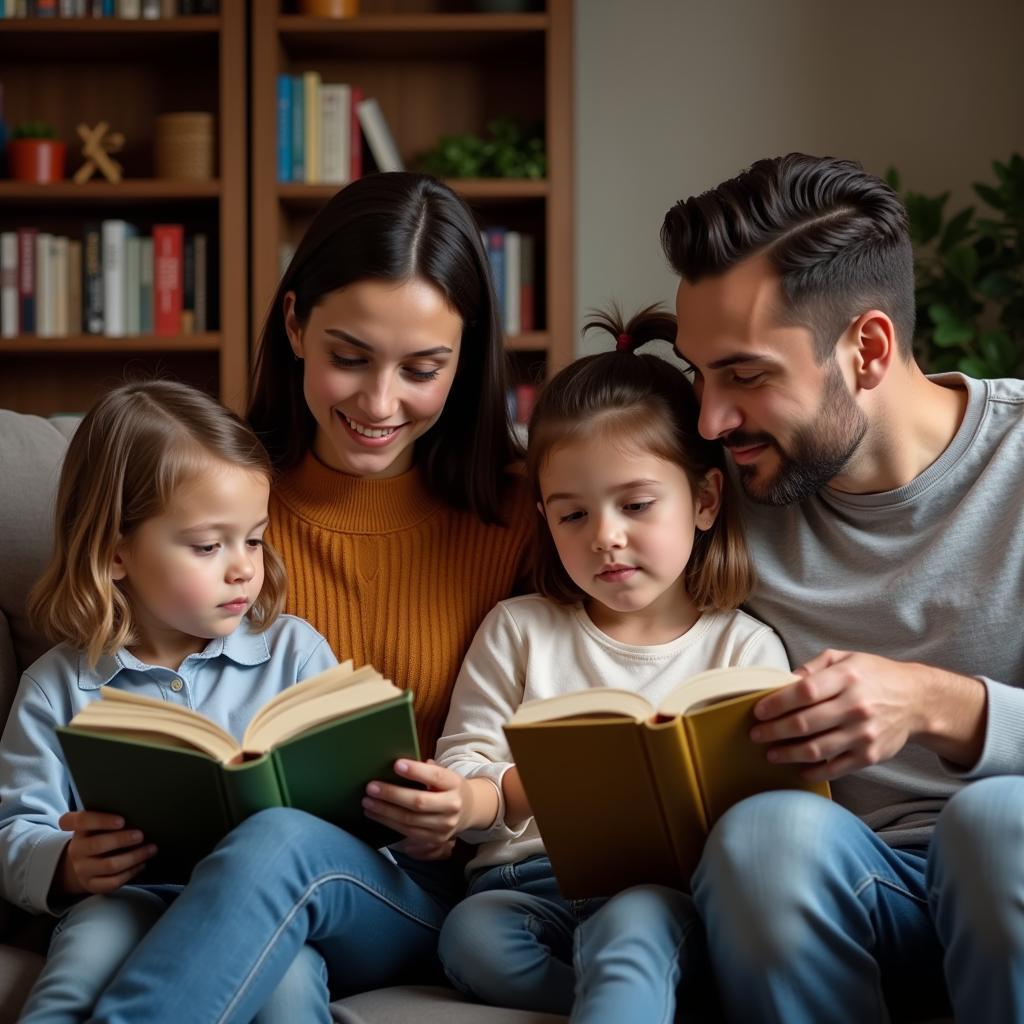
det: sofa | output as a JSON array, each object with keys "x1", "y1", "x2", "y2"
[{"x1": 0, "y1": 408, "x2": 566, "y2": 1024}]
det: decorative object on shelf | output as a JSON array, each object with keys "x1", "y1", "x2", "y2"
[
  {"x1": 154, "y1": 111, "x2": 215, "y2": 180},
  {"x1": 9, "y1": 122, "x2": 66, "y2": 184},
  {"x1": 299, "y1": 0, "x2": 359, "y2": 14},
  {"x1": 887, "y1": 154, "x2": 1024, "y2": 378},
  {"x1": 420, "y1": 117, "x2": 546, "y2": 180},
  {"x1": 73, "y1": 122, "x2": 125, "y2": 185}
]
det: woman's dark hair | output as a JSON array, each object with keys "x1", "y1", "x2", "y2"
[
  {"x1": 247, "y1": 172, "x2": 519, "y2": 523},
  {"x1": 526, "y1": 305, "x2": 753, "y2": 611},
  {"x1": 661, "y1": 153, "x2": 915, "y2": 361}
]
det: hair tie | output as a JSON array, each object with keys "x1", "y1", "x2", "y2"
[{"x1": 616, "y1": 332, "x2": 632, "y2": 352}]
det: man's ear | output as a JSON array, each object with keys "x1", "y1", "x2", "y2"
[
  {"x1": 283, "y1": 290, "x2": 304, "y2": 360},
  {"x1": 695, "y1": 468, "x2": 723, "y2": 531},
  {"x1": 847, "y1": 310, "x2": 896, "y2": 391}
]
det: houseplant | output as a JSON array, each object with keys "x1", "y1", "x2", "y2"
[
  {"x1": 9, "y1": 122, "x2": 65, "y2": 184},
  {"x1": 887, "y1": 154, "x2": 1024, "y2": 378},
  {"x1": 419, "y1": 117, "x2": 546, "y2": 180}
]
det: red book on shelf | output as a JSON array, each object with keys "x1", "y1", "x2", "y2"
[
  {"x1": 153, "y1": 224, "x2": 184, "y2": 337},
  {"x1": 349, "y1": 85, "x2": 364, "y2": 180}
]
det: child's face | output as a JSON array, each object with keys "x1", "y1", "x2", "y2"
[
  {"x1": 112, "y1": 462, "x2": 270, "y2": 664},
  {"x1": 284, "y1": 276, "x2": 462, "y2": 479},
  {"x1": 539, "y1": 435, "x2": 720, "y2": 627}
]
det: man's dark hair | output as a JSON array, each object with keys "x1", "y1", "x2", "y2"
[{"x1": 661, "y1": 154, "x2": 916, "y2": 361}]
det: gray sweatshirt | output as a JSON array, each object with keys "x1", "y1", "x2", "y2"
[{"x1": 740, "y1": 373, "x2": 1024, "y2": 848}]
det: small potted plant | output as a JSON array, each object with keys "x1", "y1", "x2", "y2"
[{"x1": 9, "y1": 121, "x2": 66, "y2": 184}]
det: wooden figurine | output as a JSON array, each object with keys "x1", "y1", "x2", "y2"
[{"x1": 73, "y1": 122, "x2": 124, "y2": 184}]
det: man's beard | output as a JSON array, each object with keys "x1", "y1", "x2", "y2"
[{"x1": 729, "y1": 363, "x2": 868, "y2": 506}]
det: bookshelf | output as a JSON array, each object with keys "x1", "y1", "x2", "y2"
[
  {"x1": 250, "y1": 0, "x2": 574, "y2": 387},
  {"x1": 0, "y1": 1, "x2": 248, "y2": 416}
]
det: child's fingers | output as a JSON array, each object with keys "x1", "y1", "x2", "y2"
[
  {"x1": 362, "y1": 800, "x2": 457, "y2": 841},
  {"x1": 83, "y1": 861, "x2": 149, "y2": 895},
  {"x1": 75, "y1": 828, "x2": 147, "y2": 859},
  {"x1": 391, "y1": 758, "x2": 460, "y2": 791},
  {"x1": 365, "y1": 779, "x2": 459, "y2": 814},
  {"x1": 59, "y1": 810, "x2": 126, "y2": 834},
  {"x1": 75, "y1": 841, "x2": 158, "y2": 883}
]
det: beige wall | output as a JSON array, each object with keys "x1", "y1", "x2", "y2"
[{"x1": 575, "y1": 0, "x2": 1024, "y2": 354}]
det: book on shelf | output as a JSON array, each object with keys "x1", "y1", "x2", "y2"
[
  {"x1": 504, "y1": 230, "x2": 521, "y2": 337},
  {"x1": 101, "y1": 219, "x2": 134, "y2": 338},
  {"x1": 302, "y1": 70, "x2": 321, "y2": 185},
  {"x1": 138, "y1": 237, "x2": 153, "y2": 335},
  {"x1": 356, "y1": 97, "x2": 404, "y2": 174},
  {"x1": 17, "y1": 227, "x2": 36, "y2": 335},
  {"x1": 193, "y1": 233, "x2": 207, "y2": 333},
  {"x1": 83, "y1": 223, "x2": 104, "y2": 335},
  {"x1": 319, "y1": 82, "x2": 351, "y2": 185},
  {"x1": 503, "y1": 665, "x2": 832, "y2": 898},
  {"x1": 519, "y1": 234, "x2": 535, "y2": 333},
  {"x1": 276, "y1": 74, "x2": 292, "y2": 184},
  {"x1": 153, "y1": 223, "x2": 183, "y2": 337},
  {"x1": 58, "y1": 660, "x2": 420, "y2": 883},
  {"x1": 0, "y1": 232, "x2": 17, "y2": 338}
]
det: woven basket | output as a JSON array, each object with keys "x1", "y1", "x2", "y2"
[{"x1": 154, "y1": 112, "x2": 215, "y2": 180}]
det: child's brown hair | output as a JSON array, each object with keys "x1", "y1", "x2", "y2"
[
  {"x1": 28, "y1": 380, "x2": 287, "y2": 666},
  {"x1": 526, "y1": 305, "x2": 754, "y2": 610}
]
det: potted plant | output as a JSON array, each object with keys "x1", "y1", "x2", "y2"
[
  {"x1": 9, "y1": 121, "x2": 65, "y2": 184},
  {"x1": 419, "y1": 117, "x2": 546, "y2": 180},
  {"x1": 887, "y1": 155, "x2": 1024, "y2": 378}
]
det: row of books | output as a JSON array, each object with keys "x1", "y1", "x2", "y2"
[
  {"x1": 277, "y1": 73, "x2": 403, "y2": 184},
  {"x1": 0, "y1": 0, "x2": 216, "y2": 15},
  {"x1": 0, "y1": 222, "x2": 207, "y2": 339},
  {"x1": 483, "y1": 228, "x2": 536, "y2": 337}
]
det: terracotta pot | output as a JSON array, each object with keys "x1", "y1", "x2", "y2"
[
  {"x1": 9, "y1": 139, "x2": 66, "y2": 184},
  {"x1": 299, "y1": 0, "x2": 359, "y2": 16}
]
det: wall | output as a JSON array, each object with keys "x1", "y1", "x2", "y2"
[{"x1": 575, "y1": 0, "x2": 1024, "y2": 353}]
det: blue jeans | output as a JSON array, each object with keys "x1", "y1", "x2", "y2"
[
  {"x1": 20, "y1": 885, "x2": 329, "y2": 1023},
  {"x1": 87, "y1": 808, "x2": 462, "y2": 1023},
  {"x1": 439, "y1": 854, "x2": 713, "y2": 1023},
  {"x1": 694, "y1": 777, "x2": 1024, "y2": 1023}
]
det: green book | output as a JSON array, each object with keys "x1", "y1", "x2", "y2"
[{"x1": 57, "y1": 662, "x2": 419, "y2": 883}]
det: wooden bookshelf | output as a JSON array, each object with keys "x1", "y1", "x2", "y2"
[
  {"x1": 250, "y1": 0, "x2": 573, "y2": 383},
  {"x1": 0, "y1": 1, "x2": 248, "y2": 416}
]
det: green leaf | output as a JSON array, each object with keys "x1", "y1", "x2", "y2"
[
  {"x1": 938, "y1": 207, "x2": 975, "y2": 252},
  {"x1": 957, "y1": 356, "x2": 993, "y2": 379},
  {"x1": 928, "y1": 303, "x2": 953, "y2": 324},
  {"x1": 944, "y1": 245, "x2": 979, "y2": 285},
  {"x1": 885, "y1": 167, "x2": 901, "y2": 192},
  {"x1": 974, "y1": 183, "x2": 1006, "y2": 210},
  {"x1": 978, "y1": 272, "x2": 1017, "y2": 300},
  {"x1": 933, "y1": 319, "x2": 974, "y2": 348}
]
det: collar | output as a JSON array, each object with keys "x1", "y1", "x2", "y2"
[{"x1": 76, "y1": 621, "x2": 272, "y2": 691}]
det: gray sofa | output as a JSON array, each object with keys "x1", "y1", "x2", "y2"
[{"x1": 0, "y1": 409, "x2": 564, "y2": 1024}]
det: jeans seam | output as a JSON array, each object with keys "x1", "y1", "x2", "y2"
[
  {"x1": 217, "y1": 870, "x2": 442, "y2": 1024},
  {"x1": 853, "y1": 872, "x2": 930, "y2": 907}
]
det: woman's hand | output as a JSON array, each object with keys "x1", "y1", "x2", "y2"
[
  {"x1": 54, "y1": 810, "x2": 158, "y2": 896},
  {"x1": 362, "y1": 759, "x2": 498, "y2": 848}
]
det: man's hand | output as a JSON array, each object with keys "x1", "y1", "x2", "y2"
[
  {"x1": 55, "y1": 810, "x2": 158, "y2": 896},
  {"x1": 749, "y1": 649, "x2": 987, "y2": 782},
  {"x1": 362, "y1": 759, "x2": 498, "y2": 849}
]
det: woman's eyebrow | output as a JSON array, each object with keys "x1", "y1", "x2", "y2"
[{"x1": 324, "y1": 328, "x2": 453, "y2": 358}]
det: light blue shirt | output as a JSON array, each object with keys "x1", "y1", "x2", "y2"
[{"x1": 0, "y1": 614, "x2": 337, "y2": 915}]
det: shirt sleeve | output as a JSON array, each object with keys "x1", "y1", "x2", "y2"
[
  {"x1": 0, "y1": 671, "x2": 77, "y2": 916},
  {"x1": 295, "y1": 636, "x2": 338, "y2": 681},
  {"x1": 434, "y1": 603, "x2": 532, "y2": 845},
  {"x1": 943, "y1": 676, "x2": 1024, "y2": 779},
  {"x1": 737, "y1": 625, "x2": 792, "y2": 671}
]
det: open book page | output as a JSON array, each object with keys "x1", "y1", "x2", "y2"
[
  {"x1": 507, "y1": 688, "x2": 655, "y2": 726},
  {"x1": 70, "y1": 691, "x2": 239, "y2": 762},
  {"x1": 657, "y1": 666, "x2": 797, "y2": 718}
]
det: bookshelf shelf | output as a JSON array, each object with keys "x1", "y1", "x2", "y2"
[
  {"x1": 506, "y1": 331, "x2": 549, "y2": 352},
  {"x1": 0, "y1": 182, "x2": 222, "y2": 204},
  {"x1": 277, "y1": 178, "x2": 547, "y2": 209},
  {"x1": 2, "y1": 334, "x2": 221, "y2": 355},
  {"x1": 0, "y1": 16, "x2": 219, "y2": 32},
  {"x1": 0, "y1": 17, "x2": 220, "y2": 58}
]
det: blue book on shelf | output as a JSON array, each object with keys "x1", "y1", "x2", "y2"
[
  {"x1": 277, "y1": 75, "x2": 292, "y2": 183},
  {"x1": 291, "y1": 75, "x2": 305, "y2": 183},
  {"x1": 486, "y1": 228, "x2": 506, "y2": 327}
]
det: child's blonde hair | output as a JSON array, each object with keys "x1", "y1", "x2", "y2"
[
  {"x1": 28, "y1": 380, "x2": 287, "y2": 666},
  {"x1": 526, "y1": 305, "x2": 754, "y2": 611}
]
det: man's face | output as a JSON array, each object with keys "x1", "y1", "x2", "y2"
[{"x1": 674, "y1": 254, "x2": 867, "y2": 505}]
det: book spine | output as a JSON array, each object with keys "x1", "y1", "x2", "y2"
[
  {"x1": 82, "y1": 223, "x2": 104, "y2": 335},
  {"x1": 486, "y1": 228, "x2": 506, "y2": 326},
  {"x1": 101, "y1": 220, "x2": 127, "y2": 337},
  {"x1": 52, "y1": 235, "x2": 68, "y2": 337},
  {"x1": 67, "y1": 238, "x2": 82, "y2": 336},
  {"x1": 503, "y1": 230, "x2": 521, "y2": 337},
  {"x1": 319, "y1": 82, "x2": 349, "y2": 185},
  {"x1": 0, "y1": 232, "x2": 17, "y2": 337},
  {"x1": 519, "y1": 234, "x2": 535, "y2": 332},
  {"x1": 138, "y1": 236, "x2": 153, "y2": 335},
  {"x1": 220, "y1": 754, "x2": 284, "y2": 826},
  {"x1": 276, "y1": 73, "x2": 291, "y2": 183},
  {"x1": 182, "y1": 234, "x2": 195, "y2": 333},
  {"x1": 193, "y1": 232, "x2": 206, "y2": 333},
  {"x1": 290, "y1": 74, "x2": 304, "y2": 182},
  {"x1": 152, "y1": 223, "x2": 183, "y2": 337},
  {"x1": 125, "y1": 234, "x2": 141, "y2": 336},
  {"x1": 35, "y1": 233, "x2": 51, "y2": 338},
  {"x1": 303, "y1": 70, "x2": 320, "y2": 185},
  {"x1": 17, "y1": 227, "x2": 36, "y2": 335},
  {"x1": 356, "y1": 97, "x2": 403, "y2": 173},
  {"x1": 349, "y1": 85, "x2": 363, "y2": 180}
]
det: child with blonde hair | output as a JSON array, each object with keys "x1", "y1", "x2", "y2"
[
  {"x1": 1, "y1": 380, "x2": 337, "y2": 1022},
  {"x1": 358, "y1": 307, "x2": 791, "y2": 1021}
]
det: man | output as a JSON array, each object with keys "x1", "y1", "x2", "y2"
[{"x1": 663, "y1": 153, "x2": 1024, "y2": 1023}]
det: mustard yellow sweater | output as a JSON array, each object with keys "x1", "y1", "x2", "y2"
[{"x1": 268, "y1": 452, "x2": 532, "y2": 754}]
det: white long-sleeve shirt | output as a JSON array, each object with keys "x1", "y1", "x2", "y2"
[{"x1": 435, "y1": 595, "x2": 789, "y2": 873}]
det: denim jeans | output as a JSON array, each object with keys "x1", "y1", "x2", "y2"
[
  {"x1": 87, "y1": 808, "x2": 462, "y2": 1023},
  {"x1": 694, "y1": 777, "x2": 1024, "y2": 1023},
  {"x1": 20, "y1": 885, "x2": 329, "y2": 1024},
  {"x1": 438, "y1": 854, "x2": 713, "y2": 1023}
]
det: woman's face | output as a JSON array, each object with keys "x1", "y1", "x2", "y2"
[{"x1": 285, "y1": 277, "x2": 463, "y2": 478}]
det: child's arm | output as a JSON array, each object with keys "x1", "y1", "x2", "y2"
[{"x1": 0, "y1": 669, "x2": 156, "y2": 913}]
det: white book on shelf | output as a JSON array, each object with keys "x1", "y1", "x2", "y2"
[
  {"x1": 356, "y1": 97, "x2": 404, "y2": 173},
  {"x1": 102, "y1": 220, "x2": 131, "y2": 338},
  {"x1": 504, "y1": 230, "x2": 521, "y2": 338},
  {"x1": 319, "y1": 83, "x2": 351, "y2": 185},
  {"x1": 0, "y1": 233, "x2": 17, "y2": 338},
  {"x1": 35, "y1": 233, "x2": 52, "y2": 339},
  {"x1": 52, "y1": 236, "x2": 68, "y2": 338}
]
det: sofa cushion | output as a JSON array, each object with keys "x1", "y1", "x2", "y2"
[{"x1": 331, "y1": 985, "x2": 567, "y2": 1024}]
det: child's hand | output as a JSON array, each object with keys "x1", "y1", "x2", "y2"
[
  {"x1": 362, "y1": 759, "x2": 496, "y2": 846},
  {"x1": 55, "y1": 810, "x2": 158, "y2": 896}
]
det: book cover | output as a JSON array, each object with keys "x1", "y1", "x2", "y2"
[
  {"x1": 152, "y1": 224, "x2": 183, "y2": 337},
  {"x1": 356, "y1": 97, "x2": 403, "y2": 173},
  {"x1": 504, "y1": 666, "x2": 830, "y2": 898},
  {"x1": 57, "y1": 663, "x2": 421, "y2": 883}
]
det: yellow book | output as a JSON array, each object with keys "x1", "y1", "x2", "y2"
[
  {"x1": 503, "y1": 666, "x2": 831, "y2": 898},
  {"x1": 303, "y1": 70, "x2": 321, "y2": 184}
]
